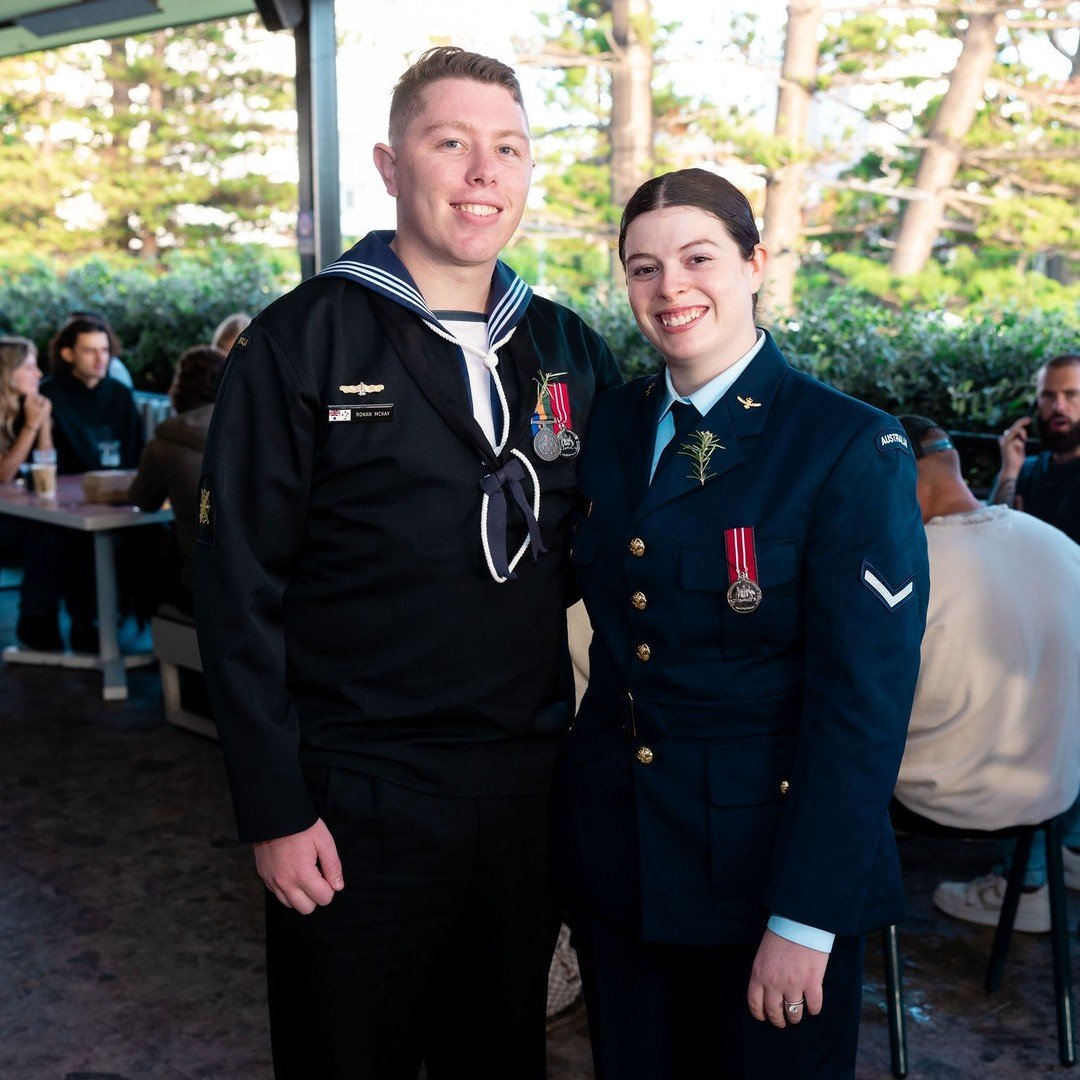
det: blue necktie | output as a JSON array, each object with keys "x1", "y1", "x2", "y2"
[{"x1": 653, "y1": 400, "x2": 699, "y2": 482}]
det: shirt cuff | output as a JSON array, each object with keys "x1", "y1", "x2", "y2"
[{"x1": 767, "y1": 915, "x2": 835, "y2": 954}]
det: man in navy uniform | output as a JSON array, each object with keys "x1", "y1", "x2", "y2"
[{"x1": 195, "y1": 47, "x2": 619, "y2": 1080}]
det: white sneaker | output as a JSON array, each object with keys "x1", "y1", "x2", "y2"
[
  {"x1": 932, "y1": 873, "x2": 1051, "y2": 934},
  {"x1": 1062, "y1": 846, "x2": 1080, "y2": 892}
]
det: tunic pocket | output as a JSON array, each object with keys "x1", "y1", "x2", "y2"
[
  {"x1": 705, "y1": 735, "x2": 796, "y2": 911},
  {"x1": 675, "y1": 538, "x2": 801, "y2": 658}
]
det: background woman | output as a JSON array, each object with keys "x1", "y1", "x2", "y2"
[
  {"x1": 0, "y1": 336, "x2": 66, "y2": 650},
  {"x1": 128, "y1": 344, "x2": 226, "y2": 616},
  {"x1": 556, "y1": 169, "x2": 929, "y2": 1078},
  {"x1": 0, "y1": 336, "x2": 53, "y2": 483}
]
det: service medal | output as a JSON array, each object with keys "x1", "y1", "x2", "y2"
[
  {"x1": 727, "y1": 573, "x2": 763, "y2": 614},
  {"x1": 558, "y1": 428, "x2": 581, "y2": 459},
  {"x1": 533, "y1": 425, "x2": 561, "y2": 461},
  {"x1": 724, "y1": 526, "x2": 762, "y2": 614}
]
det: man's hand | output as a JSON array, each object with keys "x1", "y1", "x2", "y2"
[
  {"x1": 998, "y1": 416, "x2": 1032, "y2": 477},
  {"x1": 747, "y1": 929, "x2": 829, "y2": 1028},
  {"x1": 253, "y1": 817, "x2": 344, "y2": 914}
]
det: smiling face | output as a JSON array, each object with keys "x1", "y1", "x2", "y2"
[
  {"x1": 373, "y1": 77, "x2": 532, "y2": 305},
  {"x1": 61, "y1": 331, "x2": 111, "y2": 389},
  {"x1": 623, "y1": 205, "x2": 766, "y2": 395}
]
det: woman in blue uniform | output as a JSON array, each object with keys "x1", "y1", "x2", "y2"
[{"x1": 556, "y1": 169, "x2": 928, "y2": 1078}]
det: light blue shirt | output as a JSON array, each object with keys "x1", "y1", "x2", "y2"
[
  {"x1": 649, "y1": 330, "x2": 834, "y2": 956},
  {"x1": 649, "y1": 332, "x2": 766, "y2": 482}
]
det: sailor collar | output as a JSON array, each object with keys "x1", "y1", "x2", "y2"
[{"x1": 318, "y1": 230, "x2": 533, "y2": 352}]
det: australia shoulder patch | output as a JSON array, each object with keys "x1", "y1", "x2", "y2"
[
  {"x1": 876, "y1": 428, "x2": 911, "y2": 455},
  {"x1": 195, "y1": 473, "x2": 215, "y2": 546}
]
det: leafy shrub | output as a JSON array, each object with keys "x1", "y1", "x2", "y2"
[{"x1": 0, "y1": 247, "x2": 291, "y2": 390}]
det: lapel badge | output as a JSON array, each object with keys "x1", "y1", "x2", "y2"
[
  {"x1": 737, "y1": 395, "x2": 761, "y2": 410},
  {"x1": 339, "y1": 382, "x2": 385, "y2": 395}
]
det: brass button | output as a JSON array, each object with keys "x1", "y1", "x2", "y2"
[
  {"x1": 636, "y1": 746, "x2": 654, "y2": 765},
  {"x1": 636, "y1": 643, "x2": 651, "y2": 662},
  {"x1": 631, "y1": 591, "x2": 647, "y2": 611},
  {"x1": 628, "y1": 537, "x2": 646, "y2": 557},
  {"x1": 779, "y1": 780, "x2": 790, "y2": 795}
]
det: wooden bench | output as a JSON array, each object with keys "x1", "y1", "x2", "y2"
[{"x1": 151, "y1": 606, "x2": 216, "y2": 739}]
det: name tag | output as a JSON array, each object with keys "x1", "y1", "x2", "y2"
[{"x1": 327, "y1": 405, "x2": 395, "y2": 423}]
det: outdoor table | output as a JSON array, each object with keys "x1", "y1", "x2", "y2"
[{"x1": 0, "y1": 475, "x2": 173, "y2": 701}]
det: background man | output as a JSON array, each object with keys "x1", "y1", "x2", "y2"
[
  {"x1": 991, "y1": 353, "x2": 1080, "y2": 544},
  {"x1": 195, "y1": 47, "x2": 619, "y2": 1080},
  {"x1": 895, "y1": 414, "x2": 1080, "y2": 933},
  {"x1": 43, "y1": 314, "x2": 143, "y2": 476}
]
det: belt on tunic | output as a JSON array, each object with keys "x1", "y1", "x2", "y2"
[{"x1": 582, "y1": 677, "x2": 801, "y2": 743}]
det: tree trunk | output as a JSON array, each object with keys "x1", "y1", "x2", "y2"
[
  {"x1": 609, "y1": 0, "x2": 654, "y2": 279},
  {"x1": 889, "y1": 9, "x2": 1004, "y2": 277},
  {"x1": 760, "y1": 0, "x2": 823, "y2": 321}
]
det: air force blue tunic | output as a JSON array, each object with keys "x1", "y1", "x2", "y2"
[{"x1": 556, "y1": 332, "x2": 929, "y2": 947}]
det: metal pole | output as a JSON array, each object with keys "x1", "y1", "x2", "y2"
[{"x1": 294, "y1": 0, "x2": 340, "y2": 278}]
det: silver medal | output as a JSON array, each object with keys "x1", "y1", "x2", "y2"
[
  {"x1": 558, "y1": 428, "x2": 581, "y2": 459},
  {"x1": 726, "y1": 572, "x2": 763, "y2": 614},
  {"x1": 533, "y1": 425, "x2": 560, "y2": 462}
]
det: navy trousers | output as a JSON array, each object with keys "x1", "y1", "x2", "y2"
[
  {"x1": 266, "y1": 766, "x2": 559, "y2": 1080},
  {"x1": 570, "y1": 909, "x2": 864, "y2": 1080}
]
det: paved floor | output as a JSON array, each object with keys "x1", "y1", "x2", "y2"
[{"x1": 1, "y1": 593, "x2": 1077, "y2": 1078}]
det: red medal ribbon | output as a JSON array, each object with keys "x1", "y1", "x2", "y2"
[
  {"x1": 548, "y1": 381, "x2": 573, "y2": 434},
  {"x1": 724, "y1": 526, "x2": 759, "y2": 586}
]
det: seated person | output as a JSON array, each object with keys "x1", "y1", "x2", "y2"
[
  {"x1": 210, "y1": 312, "x2": 252, "y2": 357},
  {"x1": 42, "y1": 315, "x2": 143, "y2": 475},
  {"x1": 894, "y1": 414, "x2": 1080, "y2": 934},
  {"x1": 128, "y1": 345, "x2": 226, "y2": 615},
  {"x1": 0, "y1": 336, "x2": 66, "y2": 651},
  {"x1": 0, "y1": 336, "x2": 52, "y2": 484}
]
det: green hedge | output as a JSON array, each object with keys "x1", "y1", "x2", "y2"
[
  {"x1": 0, "y1": 248, "x2": 291, "y2": 392},
  {"x1": 573, "y1": 289, "x2": 1078, "y2": 432},
  {"x1": 2, "y1": 256, "x2": 1074, "y2": 434}
]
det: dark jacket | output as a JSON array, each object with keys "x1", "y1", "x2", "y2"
[
  {"x1": 195, "y1": 240, "x2": 620, "y2": 843},
  {"x1": 556, "y1": 333, "x2": 929, "y2": 945},
  {"x1": 1018, "y1": 451, "x2": 1080, "y2": 545},
  {"x1": 129, "y1": 403, "x2": 212, "y2": 595},
  {"x1": 41, "y1": 368, "x2": 143, "y2": 475}
]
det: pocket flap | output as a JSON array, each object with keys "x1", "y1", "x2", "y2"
[
  {"x1": 680, "y1": 540, "x2": 798, "y2": 592},
  {"x1": 707, "y1": 736, "x2": 796, "y2": 807}
]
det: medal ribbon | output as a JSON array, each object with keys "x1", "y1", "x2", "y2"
[
  {"x1": 548, "y1": 381, "x2": 573, "y2": 434},
  {"x1": 724, "y1": 526, "x2": 759, "y2": 586},
  {"x1": 531, "y1": 390, "x2": 553, "y2": 436}
]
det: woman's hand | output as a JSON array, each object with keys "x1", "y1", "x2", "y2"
[
  {"x1": 747, "y1": 928, "x2": 829, "y2": 1027},
  {"x1": 23, "y1": 393, "x2": 51, "y2": 431}
]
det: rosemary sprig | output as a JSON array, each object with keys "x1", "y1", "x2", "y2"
[
  {"x1": 678, "y1": 430, "x2": 725, "y2": 486},
  {"x1": 534, "y1": 370, "x2": 568, "y2": 399}
]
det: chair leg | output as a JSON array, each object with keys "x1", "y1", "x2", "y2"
[
  {"x1": 986, "y1": 830, "x2": 1034, "y2": 993},
  {"x1": 882, "y1": 924, "x2": 908, "y2": 1078},
  {"x1": 1044, "y1": 819, "x2": 1077, "y2": 1066}
]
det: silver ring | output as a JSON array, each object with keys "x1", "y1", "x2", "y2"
[{"x1": 784, "y1": 998, "x2": 805, "y2": 1016}]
